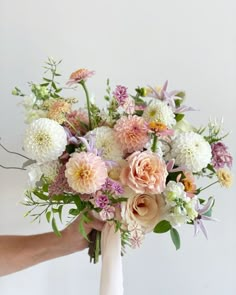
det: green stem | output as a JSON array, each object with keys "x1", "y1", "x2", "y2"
[
  {"x1": 151, "y1": 134, "x2": 158, "y2": 153},
  {"x1": 199, "y1": 180, "x2": 219, "y2": 192},
  {"x1": 80, "y1": 81, "x2": 92, "y2": 130},
  {"x1": 94, "y1": 231, "x2": 101, "y2": 263}
]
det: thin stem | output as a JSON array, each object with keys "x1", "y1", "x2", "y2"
[
  {"x1": 0, "y1": 143, "x2": 31, "y2": 160},
  {"x1": 0, "y1": 164, "x2": 26, "y2": 171},
  {"x1": 94, "y1": 231, "x2": 101, "y2": 263},
  {"x1": 80, "y1": 81, "x2": 92, "y2": 130},
  {"x1": 151, "y1": 134, "x2": 158, "y2": 153},
  {"x1": 199, "y1": 180, "x2": 219, "y2": 192}
]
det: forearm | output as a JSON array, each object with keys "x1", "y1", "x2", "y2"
[{"x1": 0, "y1": 232, "x2": 83, "y2": 277}]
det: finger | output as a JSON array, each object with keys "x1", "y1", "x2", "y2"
[{"x1": 88, "y1": 219, "x2": 105, "y2": 231}]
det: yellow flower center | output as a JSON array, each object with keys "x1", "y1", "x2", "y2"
[{"x1": 35, "y1": 132, "x2": 52, "y2": 147}]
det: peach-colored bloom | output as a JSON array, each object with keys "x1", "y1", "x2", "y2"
[
  {"x1": 65, "y1": 109, "x2": 89, "y2": 135},
  {"x1": 67, "y1": 69, "x2": 94, "y2": 85},
  {"x1": 122, "y1": 191, "x2": 165, "y2": 232},
  {"x1": 65, "y1": 152, "x2": 107, "y2": 194},
  {"x1": 47, "y1": 100, "x2": 71, "y2": 124},
  {"x1": 181, "y1": 171, "x2": 197, "y2": 198},
  {"x1": 120, "y1": 151, "x2": 168, "y2": 194},
  {"x1": 114, "y1": 115, "x2": 149, "y2": 153}
]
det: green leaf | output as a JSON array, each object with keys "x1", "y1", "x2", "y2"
[
  {"x1": 79, "y1": 216, "x2": 89, "y2": 241},
  {"x1": 74, "y1": 196, "x2": 84, "y2": 211},
  {"x1": 52, "y1": 81, "x2": 57, "y2": 90},
  {"x1": 170, "y1": 228, "x2": 181, "y2": 250},
  {"x1": 69, "y1": 208, "x2": 80, "y2": 216},
  {"x1": 33, "y1": 190, "x2": 49, "y2": 201},
  {"x1": 175, "y1": 113, "x2": 185, "y2": 122},
  {"x1": 46, "y1": 211, "x2": 51, "y2": 223},
  {"x1": 52, "y1": 217, "x2": 61, "y2": 237},
  {"x1": 153, "y1": 220, "x2": 172, "y2": 233},
  {"x1": 58, "y1": 205, "x2": 63, "y2": 222}
]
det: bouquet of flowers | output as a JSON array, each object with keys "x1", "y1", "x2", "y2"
[{"x1": 9, "y1": 58, "x2": 233, "y2": 294}]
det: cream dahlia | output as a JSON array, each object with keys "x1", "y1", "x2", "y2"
[
  {"x1": 90, "y1": 126, "x2": 123, "y2": 161},
  {"x1": 65, "y1": 152, "x2": 108, "y2": 194},
  {"x1": 23, "y1": 118, "x2": 67, "y2": 163},
  {"x1": 170, "y1": 131, "x2": 212, "y2": 172},
  {"x1": 114, "y1": 115, "x2": 149, "y2": 153},
  {"x1": 142, "y1": 100, "x2": 176, "y2": 127}
]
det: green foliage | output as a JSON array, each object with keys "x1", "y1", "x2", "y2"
[
  {"x1": 153, "y1": 220, "x2": 172, "y2": 233},
  {"x1": 170, "y1": 228, "x2": 181, "y2": 250},
  {"x1": 52, "y1": 217, "x2": 61, "y2": 237}
]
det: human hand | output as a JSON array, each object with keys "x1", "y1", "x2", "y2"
[{"x1": 60, "y1": 216, "x2": 105, "y2": 253}]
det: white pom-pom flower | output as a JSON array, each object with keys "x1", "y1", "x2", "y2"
[
  {"x1": 24, "y1": 118, "x2": 67, "y2": 163},
  {"x1": 170, "y1": 131, "x2": 212, "y2": 172},
  {"x1": 90, "y1": 126, "x2": 123, "y2": 161},
  {"x1": 142, "y1": 100, "x2": 176, "y2": 127}
]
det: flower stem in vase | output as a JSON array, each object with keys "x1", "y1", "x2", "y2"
[{"x1": 88, "y1": 229, "x2": 101, "y2": 264}]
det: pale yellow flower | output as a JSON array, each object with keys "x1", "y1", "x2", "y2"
[{"x1": 216, "y1": 168, "x2": 233, "y2": 188}]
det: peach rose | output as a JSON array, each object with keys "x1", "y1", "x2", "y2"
[
  {"x1": 122, "y1": 191, "x2": 165, "y2": 232},
  {"x1": 120, "y1": 151, "x2": 167, "y2": 194}
]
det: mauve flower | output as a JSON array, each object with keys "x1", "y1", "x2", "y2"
[
  {"x1": 65, "y1": 152, "x2": 107, "y2": 194},
  {"x1": 211, "y1": 142, "x2": 233, "y2": 169},
  {"x1": 65, "y1": 109, "x2": 89, "y2": 135},
  {"x1": 95, "y1": 193, "x2": 109, "y2": 208},
  {"x1": 48, "y1": 165, "x2": 76, "y2": 196},
  {"x1": 67, "y1": 69, "x2": 94, "y2": 85},
  {"x1": 120, "y1": 151, "x2": 168, "y2": 194},
  {"x1": 113, "y1": 85, "x2": 129, "y2": 106},
  {"x1": 114, "y1": 115, "x2": 149, "y2": 153}
]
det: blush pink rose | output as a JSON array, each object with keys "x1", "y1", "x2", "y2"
[
  {"x1": 120, "y1": 151, "x2": 167, "y2": 194},
  {"x1": 122, "y1": 190, "x2": 165, "y2": 232}
]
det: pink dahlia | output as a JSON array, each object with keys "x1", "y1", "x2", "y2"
[
  {"x1": 65, "y1": 109, "x2": 89, "y2": 135},
  {"x1": 67, "y1": 69, "x2": 95, "y2": 85},
  {"x1": 211, "y1": 142, "x2": 233, "y2": 169},
  {"x1": 120, "y1": 151, "x2": 167, "y2": 194},
  {"x1": 114, "y1": 115, "x2": 149, "y2": 153},
  {"x1": 65, "y1": 152, "x2": 108, "y2": 194}
]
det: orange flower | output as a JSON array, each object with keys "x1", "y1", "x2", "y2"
[{"x1": 181, "y1": 172, "x2": 197, "y2": 197}]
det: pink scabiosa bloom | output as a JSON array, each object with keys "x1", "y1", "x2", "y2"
[
  {"x1": 67, "y1": 69, "x2": 95, "y2": 86},
  {"x1": 65, "y1": 152, "x2": 108, "y2": 194},
  {"x1": 113, "y1": 85, "x2": 129, "y2": 106},
  {"x1": 211, "y1": 142, "x2": 233, "y2": 170},
  {"x1": 65, "y1": 109, "x2": 89, "y2": 135},
  {"x1": 114, "y1": 115, "x2": 149, "y2": 153},
  {"x1": 120, "y1": 151, "x2": 168, "y2": 194},
  {"x1": 100, "y1": 205, "x2": 116, "y2": 221}
]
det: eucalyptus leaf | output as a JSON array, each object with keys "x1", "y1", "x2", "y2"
[{"x1": 170, "y1": 228, "x2": 181, "y2": 250}]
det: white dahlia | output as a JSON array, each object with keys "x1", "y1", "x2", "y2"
[
  {"x1": 90, "y1": 126, "x2": 123, "y2": 161},
  {"x1": 24, "y1": 118, "x2": 67, "y2": 163},
  {"x1": 170, "y1": 131, "x2": 212, "y2": 172},
  {"x1": 142, "y1": 100, "x2": 176, "y2": 127}
]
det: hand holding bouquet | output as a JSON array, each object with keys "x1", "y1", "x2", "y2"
[{"x1": 8, "y1": 58, "x2": 233, "y2": 294}]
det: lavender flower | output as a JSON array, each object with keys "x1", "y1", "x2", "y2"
[
  {"x1": 211, "y1": 142, "x2": 233, "y2": 169},
  {"x1": 194, "y1": 198, "x2": 217, "y2": 239},
  {"x1": 101, "y1": 178, "x2": 124, "y2": 195},
  {"x1": 113, "y1": 85, "x2": 129, "y2": 106}
]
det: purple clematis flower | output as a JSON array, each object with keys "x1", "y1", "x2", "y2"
[
  {"x1": 194, "y1": 198, "x2": 218, "y2": 239},
  {"x1": 148, "y1": 81, "x2": 197, "y2": 113}
]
